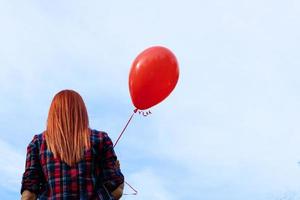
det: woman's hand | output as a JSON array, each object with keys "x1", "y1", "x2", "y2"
[
  {"x1": 21, "y1": 190, "x2": 37, "y2": 200},
  {"x1": 112, "y1": 183, "x2": 124, "y2": 200},
  {"x1": 115, "y1": 160, "x2": 120, "y2": 169}
]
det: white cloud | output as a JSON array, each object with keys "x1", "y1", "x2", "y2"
[
  {"x1": 0, "y1": 138, "x2": 25, "y2": 192},
  {"x1": 124, "y1": 168, "x2": 175, "y2": 200}
]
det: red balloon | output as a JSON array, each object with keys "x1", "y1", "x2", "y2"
[{"x1": 129, "y1": 46, "x2": 179, "y2": 110}]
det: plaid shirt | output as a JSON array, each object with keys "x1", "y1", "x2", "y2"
[{"x1": 21, "y1": 129, "x2": 124, "y2": 200}]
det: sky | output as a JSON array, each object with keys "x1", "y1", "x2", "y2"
[{"x1": 0, "y1": 0, "x2": 300, "y2": 199}]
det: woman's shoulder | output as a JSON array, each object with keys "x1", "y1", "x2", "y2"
[
  {"x1": 26, "y1": 131, "x2": 45, "y2": 151},
  {"x1": 90, "y1": 129, "x2": 110, "y2": 142},
  {"x1": 29, "y1": 132, "x2": 43, "y2": 143},
  {"x1": 89, "y1": 129, "x2": 113, "y2": 154}
]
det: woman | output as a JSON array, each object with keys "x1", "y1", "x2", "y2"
[{"x1": 21, "y1": 90, "x2": 124, "y2": 200}]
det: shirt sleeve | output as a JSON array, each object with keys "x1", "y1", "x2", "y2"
[
  {"x1": 101, "y1": 132, "x2": 124, "y2": 192},
  {"x1": 20, "y1": 135, "x2": 44, "y2": 195}
]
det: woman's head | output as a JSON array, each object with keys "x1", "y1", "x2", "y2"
[{"x1": 45, "y1": 89, "x2": 91, "y2": 166}]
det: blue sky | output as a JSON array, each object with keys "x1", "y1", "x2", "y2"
[{"x1": 1, "y1": 0, "x2": 300, "y2": 199}]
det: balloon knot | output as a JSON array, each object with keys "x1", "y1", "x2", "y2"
[{"x1": 138, "y1": 110, "x2": 152, "y2": 117}]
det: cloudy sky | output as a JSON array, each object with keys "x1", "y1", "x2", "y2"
[{"x1": 1, "y1": 0, "x2": 300, "y2": 199}]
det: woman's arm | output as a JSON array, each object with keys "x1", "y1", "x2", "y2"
[
  {"x1": 21, "y1": 135, "x2": 44, "y2": 199},
  {"x1": 21, "y1": 190, "x2": 37, "y2": 200},
  {"x1": 101, "y1": 133, "x2": 125, "y2": 198},
  {"x1": 111, "y1": 160, "x2": 124, "y2": 199}
]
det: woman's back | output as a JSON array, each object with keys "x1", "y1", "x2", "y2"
[{"x1": 21, "y1": 129, "x2": 124, "y2": 200}]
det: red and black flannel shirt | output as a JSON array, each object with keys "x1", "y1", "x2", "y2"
[{"x1": 21, "y1": 129, "x2": 124, "y2": 200}]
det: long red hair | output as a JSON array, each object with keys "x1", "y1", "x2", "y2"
[{"x1": 45, "y1": 90, "x2": 91, "y2": 166}]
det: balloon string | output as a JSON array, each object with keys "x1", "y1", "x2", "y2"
[
  {"x1": 114, "y1": 108, "x2": 139, "y2": 196},
  {"x1": 123, "y1": 181, "x2": 138, "y2": 195},
  {"x1": 113, "y1": 108, "x2": 138, "y2": 148}
]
